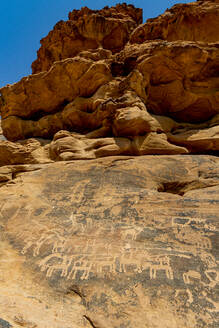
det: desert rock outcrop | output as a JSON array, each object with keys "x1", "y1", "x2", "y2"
[
  {"x1": 0, "y1": 1, "x2": 218, "y2": 328},
  {"x1": 0, "y1": 2, "x2": 218, "y2": 157},
  {"x1": 32, "y1": 4, "x2": 142, "y2": 73},
  {"x1": 130, "y1": 0, "x2": 219, "y2": 44}
]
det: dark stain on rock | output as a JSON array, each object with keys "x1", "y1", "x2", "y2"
[{"x1": 0, "y1": 319, "x2": 12, "y2": 328}]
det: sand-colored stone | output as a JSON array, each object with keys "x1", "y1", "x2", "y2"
[
  {"x1": 0, "y1": 155, "x2": 218, "y2": 327},
  {"x1": 168, "y1": 125, "x2": 219, "y2": 153},
  {"x1": 32, "y1": 4, "x2": 142, "y2": 73},
  {"x1": 1, "y1": 41, "x2": 218, "y2": 150},
  {"x1": 0, "y1": 57, "x2": 111, "y2": 121},
  {"x1": 130, "y1": 0, "x2": 219, "y2": 44},
  {"x1": 0, "y1": 2, "x2": 218, "y2": 326},
  {"x1": 116, "y1": 41, "x2": 219, "y2": 123},
  {"x1": 0, "y1": 138, "x2": 51, "y2": 166},
  {"x1": 49, "y1": 130, "x2": 187, "y2": 161}
]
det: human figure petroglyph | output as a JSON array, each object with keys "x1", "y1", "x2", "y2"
[{"x1": 183, "y1": 270, "x2": 201, "y2": 284}]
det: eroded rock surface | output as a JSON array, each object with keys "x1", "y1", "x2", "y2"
[
  {"x1": 130, "y1": 0, "x2": 219, "y2": 44},
  {"x1": 32, "y1": 4, "x2": 142, "y2": 73},
  {"x1": 0, "y1": 1, "x2": 218, "y2": 327},
  {"x1": 0, "y1": 155, "x2": 218, "y2": 327},
  {"x1": 0, "y1": 2, "x2": 219, "y2": 157},
  {"x1": 1, "y1": 40, "x2": 218, "y2": 155}
]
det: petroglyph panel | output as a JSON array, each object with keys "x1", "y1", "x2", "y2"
[
  {"x1": 5, "y1": 200, "x2": 217, "y2": 292},
  {"x1": 0, "y1": 156, "x2": 218, "y2": 327}
]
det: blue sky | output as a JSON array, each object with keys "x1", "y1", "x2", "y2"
[{"x1": 0, "y1": 0, "x2": 191, "y2": 87}]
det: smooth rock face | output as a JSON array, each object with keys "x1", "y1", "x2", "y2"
[
  {"x1": 0, "y1": 155, "x2": 218, "y2": 328},
  {"x1": 130, "y1": 0, "x2": 219, "y2": 44}
]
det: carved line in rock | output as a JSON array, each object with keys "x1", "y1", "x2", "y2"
[
  {"x1": 8, "y1": 209, "x2": 215, "y2": 286},
  {"x1": 2, "y1": 201, "x2": 217, "y2": 292}
]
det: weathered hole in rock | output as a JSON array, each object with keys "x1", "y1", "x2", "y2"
[{"x1": 157, "y1": 182, "x2": 190, "y2": 196}]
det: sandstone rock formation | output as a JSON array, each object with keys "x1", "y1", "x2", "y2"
[
  {"x1": 0, "y1": 1, "x2": 218, "y2": 327},
  {"x1": 0, "y1": 2, "x2": 218, "y2": 157},
  {"x1": 130, "y1": 0, "x2": 219, "y2": 43},
  {"x1": 32, "y1": 4, "x2": 142, "y2": 73},
  {"x1": 0, "y1": 121, "x2": 4, "y2": 141}
]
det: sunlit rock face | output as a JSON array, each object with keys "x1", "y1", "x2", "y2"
[
  {"x1": 31, "y1": 4, "x2": 142, "y2": 74},
  {"x1": 0, "y1": 155, "x2": 219, "y2": 327},
  {"x1": 0, "y1": 2, "x2": 218, "y2": 155},
  {"x1": 0, "y1": 1, "x2": 218, "y2": 328},
  {"x1": 130, "y1": 0, "x2": 219, "y2": 44}
]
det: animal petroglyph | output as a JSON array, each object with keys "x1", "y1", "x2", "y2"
[
  {"x1": 8, "y1": 205, "x2": 215, "y2": 285},
  {"x1": 38, "y1": 253, "x2": 74, "y2": 278},
  {"x1": 36, "y1": 244, "x2": 177, "y2": 281},
  {"x1": 118, "y1": 252, "x2": 143, "y2": 273},
  {"x1": 21, "y1": 228, "x2": 64, "y2": 256},
  {"x1": 183, "y1": 270, "x2": 202, "y2": 284},
  {"x1": 172, "y1": 217, "x2": 216, "y2": 233},
  {"x1": 174, "y1": 225, "x2": 212, "y2": 250},
  {"x1": 67, "y1": 258, "x2": 93, "y2": 280},
  {"x1": 120, "y1": 226, "x2": 143, "y2": 241},
  {"x1": 95, "y1": 256, "x2": 117, "y2": 275},
  {"x1": 145, "y1": 255, "x2": 174, "y2": 280},
  {"x1": 117, "y1": 252, "x2": 174, "y2": 280}
]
